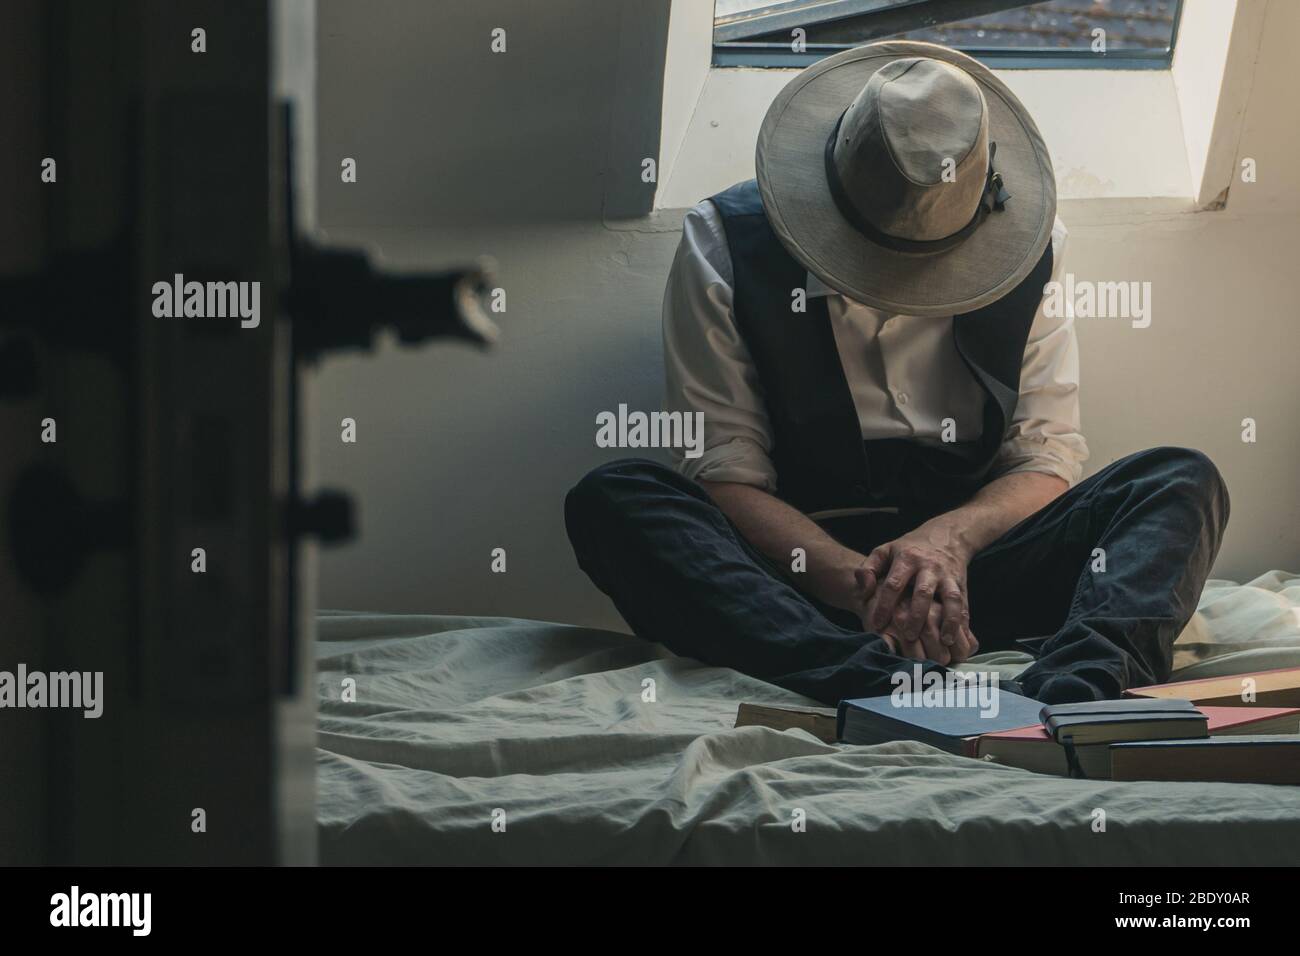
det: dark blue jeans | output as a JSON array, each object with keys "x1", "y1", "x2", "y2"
[{"x1": 564, "y1": 447, "x2": 1229, "y2": 705}]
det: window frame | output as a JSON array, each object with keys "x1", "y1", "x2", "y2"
[{"x1": 712, "y1": 0, "x2": 1184, "y2": 70}]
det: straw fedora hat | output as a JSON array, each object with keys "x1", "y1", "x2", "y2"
[{"x1": 755, "y1": 40, "x2": 1056, "y2": 318}]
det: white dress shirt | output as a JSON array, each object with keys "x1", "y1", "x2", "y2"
[{"x1": 662, "y1": 199, "x2": 1087, "y2": 495}]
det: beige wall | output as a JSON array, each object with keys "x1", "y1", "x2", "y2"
[{"x1": 311, "y1": 1, "x2": 1300, "y2": 631}]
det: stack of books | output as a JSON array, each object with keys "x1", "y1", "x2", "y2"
[
  {"x1": 732, "y1": 666, "x2": 1300, "y2": 784},
  {"x1": 976, "y1": 704, "x2": 1298, "y2": 779}
]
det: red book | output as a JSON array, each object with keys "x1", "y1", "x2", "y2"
[{"x1": 975, "y1": 706, "x2": 1300, "y2": 778}]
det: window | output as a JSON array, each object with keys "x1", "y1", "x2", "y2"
[{"x1": 714, "y1": 0, "x2": 1183, "y2": 69}]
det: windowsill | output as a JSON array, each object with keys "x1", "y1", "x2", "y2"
[
  {"x1": 654, "y1": 1, "x2": 1265, "y2": 221},
  {"x1": 655, "y1": 66, "x2": 1195, "y2": 217}
]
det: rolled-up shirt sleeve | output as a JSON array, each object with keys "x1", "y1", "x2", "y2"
[
  {"x1": 662, "y1": 202, "x2": 778, "y2": 491},
  {"x1": 992, "y1": 218, "x2": 1090, "y2": 485}
]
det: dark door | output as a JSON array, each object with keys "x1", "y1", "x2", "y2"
[{"x1": 0, "y1": 0, "x2": 313, "y2": 865}]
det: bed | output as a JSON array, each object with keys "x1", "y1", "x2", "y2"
[{"x1": 315, "y1": 571, "x2": 1300, "y2": 865}]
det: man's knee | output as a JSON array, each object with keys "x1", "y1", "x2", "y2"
[
  {"x1": 564, "y1": 458, "x2": 680, "y2": 538},
  {"x1": 1158, "y1": 446, "x2": 1227, "y2": 506},
  {"x1": 1128, "y1": 446, "x2": 1230, "y2": 526}
]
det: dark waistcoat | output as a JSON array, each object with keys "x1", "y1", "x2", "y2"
[{"x1": 708, "y1": 179, "x2": 1053, "y2": 518}]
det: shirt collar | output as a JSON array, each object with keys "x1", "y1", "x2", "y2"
[{"x1": 803, "y1": 272, "x2": 925, "y2": 322}]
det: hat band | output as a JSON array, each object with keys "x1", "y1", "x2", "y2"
[{"x1": 823, "y1": 111, "x2": 1011, "y2": 256}]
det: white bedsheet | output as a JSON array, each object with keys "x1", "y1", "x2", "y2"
[{"x1": 316, "y1": 573, "x2": 1300, "y2": 865}]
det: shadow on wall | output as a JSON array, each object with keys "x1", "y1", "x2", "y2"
[
  {"x1": 309, "y1": 217, "x2": 679, "y2": 632},
  {"x1": 316, "y1": 0, "x2": 671, "y2": 229}
]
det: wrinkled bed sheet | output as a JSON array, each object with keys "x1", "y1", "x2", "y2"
[{"x1": 316, "y1": 572, "x2": 1300, "y2": 864}]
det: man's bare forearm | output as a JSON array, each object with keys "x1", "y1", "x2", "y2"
[
  {"x1": 926, "y1": 470, "x2": 1067, "y2": 560},
  {"x1": 698, "y1": 480, "x2": 864, "y2": 611}
]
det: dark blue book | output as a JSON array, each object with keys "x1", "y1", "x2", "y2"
[
  {"x1": 837, "y1": 689, "x2": 1044, "y2": 755},
  {"x1": 1039, "y1": 698, "x2": 1207, "y2": 745}
]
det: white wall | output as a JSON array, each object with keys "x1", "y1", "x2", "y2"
[{"x1": 311, "y1": 0, "x2": 1300, "y2": 632}]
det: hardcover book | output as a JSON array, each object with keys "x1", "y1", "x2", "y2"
[
  {"x1": 1039, "y1": 698, "x2": 1208, "y2": 746},
  {"x1": 837, "y1": 690, "x2": 1045, "y2": 757},
  {"x1": 1124, "y1": 667, "x2": 1300, "y2": 708},
  {"x1": 1110, "y1": 735, "x2": 1300, "y2": 784},
  {"x1": 734, "y1": 702, "x2": 839, "y2": 743}
]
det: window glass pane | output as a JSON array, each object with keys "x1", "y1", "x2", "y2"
[
  {"x1": 715, "y1": 0, "x2": 1179, "y2": 56},
  {"x1": 906, "y1": 1, "x2": 1178, "y2": 53}
]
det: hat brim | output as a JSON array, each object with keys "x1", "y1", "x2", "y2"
[{"x1": 756, "y1": 41, "x2": 1056, "y2": 318}]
